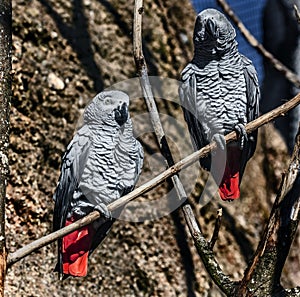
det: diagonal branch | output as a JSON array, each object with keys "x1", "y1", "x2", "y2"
[
  {"x1": 217, "y1": 0, "x2": 300, "y2": 89},
  {"x1": 7, "y1": 92, "x2": 300, "y2": 269}
]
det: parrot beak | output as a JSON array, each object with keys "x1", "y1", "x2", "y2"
[
  {"x1": 114, "y1": 102, "x2": 128, "y2": 126},
  {"x1": 206, "y1": 18, "x2": 219, "y2": 39}
]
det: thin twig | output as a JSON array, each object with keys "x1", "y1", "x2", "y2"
[
  {"x1": 217, "y1": 0, "x2": 300, "y2": 89},
  {"x1": 209, "y1": 208, "x2": 223, "y2": 250},
  {"x1": 7, "y1": 92, "x2": 300, "y2": 268}
]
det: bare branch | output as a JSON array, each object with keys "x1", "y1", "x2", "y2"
[
  {"x1": 209, "y1": 208, "x2": 223, "y2": 250},
  {"x1": 7, "y1": 92, "x2": 300, "y2": 269},
  {"x1": 217, "y1": 0, "x2": 300, "y2": 89},
  {"x1": 7, "y1": 211, "x2": 100, "y2": 267}
]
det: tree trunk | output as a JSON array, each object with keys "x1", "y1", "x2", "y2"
[
  {"x1": 0, "y1": 0, "x2": 12, "y2": 295},
  {"x1": 236, "y1": 128, "x2": 300, "y2": 296}
]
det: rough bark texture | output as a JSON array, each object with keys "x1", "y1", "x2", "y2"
[
  {"x1": 236, "y1": 129, "x2": 300, "y2": 296},
  {"x1": 5, "y1": 0, "x2": 300, "y2": 296},
  {"x1": 0, "y1": 0, "x2": 11, "y2": 295}
]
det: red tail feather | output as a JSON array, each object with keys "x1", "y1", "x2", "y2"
[
  {"x1": 62, "y1": 219, "x2": 95, "y2": 277},
  {"x1": 219, "y1": 146, "x2": 241, "y2": 200}
]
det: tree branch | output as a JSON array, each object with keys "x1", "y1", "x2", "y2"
[
  {"x1": 7, "y1": 92, "x2": 300, "y2": 269},
  {"x1": 217, "y1": 0, "x2": 300, "y2": 89},
  {"x1": 7, "y1": 211, "x2": 100, "y2": 267},
  {"x1": 0, "y1": 0, "x2": 12, "y2": 295},
  {"x1": 209, "y1": 208, "x2": 222, "y2": 250},
  {"x1": 183, "y1": 205, "x2": 234, "y2": 295},
  {"x1": 235, "y1": 126, "x2": 300, "y2": 296}
]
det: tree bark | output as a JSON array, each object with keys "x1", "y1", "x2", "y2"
[
  {"x1": 235, "y1": 127, "x2": 300, "y2": 296},
  {"x1": 0, "y1": 0, "x2": 12, "y2": 295}
]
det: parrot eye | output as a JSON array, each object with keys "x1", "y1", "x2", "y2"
[{"x1": 104, "y1": 98, "x2": 112, "y2": 105}]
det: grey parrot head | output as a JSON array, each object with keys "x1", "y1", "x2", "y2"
[
  {"x1": 84, "y1": 90, "x2": 129, "y2": 126},
  {"x1": 193, "y1": 9, "x2": 236, "y2": 53}
]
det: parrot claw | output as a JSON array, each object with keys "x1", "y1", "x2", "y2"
[
  {"x1": 94, "y1": 203, "x2": 112, "y2": 220},
  {"x1": 212, "y1": 133, "x2": 226, "y2": 151},
  {"x1": 234, "y1": 123, "x2": 247, "y2": 149}
]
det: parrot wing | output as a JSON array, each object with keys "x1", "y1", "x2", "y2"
[
  {"x1": 240, "y1": 55, "x2": 260, "y2": 179},
  {"x1": 53, "y1": 124, "x2": 92, "y2": 277},
  {"x1": 179, "y1": 64, "x2": 208, "y2": 150},
  {"x1": 179, "y1": 63, "x2": 211, "y2": 169},
  {"x1": 53, "y1": 124, "x2": 92, "y2": 231}
]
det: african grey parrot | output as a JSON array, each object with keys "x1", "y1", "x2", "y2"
[
  {"x1": 53, "y1": 90, "x2": 144, "y2": 278},
  {"x1": 262, "y1": 0, "x2": 300, "y2": 153},
  {"x1": 179, "y1": 9, "x2": 259, "y2": 201}
]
